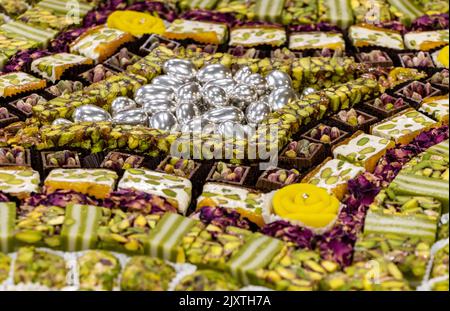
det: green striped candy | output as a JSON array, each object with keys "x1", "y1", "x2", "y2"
[
  {"x1": 226, "y1": 234, "x2": 283, "y2": 285},
  {"x1": 146, "y1": 213, "x2": 200, "y2": 262},
  {"x1": 0, "y1": 202, "x2": 16, "y2": 253},
  {"x1": 61, "y1": 204, "x2": 102, "y2": 252}
]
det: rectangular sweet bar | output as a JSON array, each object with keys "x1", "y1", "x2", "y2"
[
  {"x1": 0, "y1": 21, "x2": 58, "y2": 48},
  {"x1": 332, "y1": 131, "x2": 394, "y2": 172},
  {"x1": 282, "y1": 0, "x2": 318, "y2": 25},
  {"x1": 229, "y1": 26, "x2": 286, "y2": 47},
  {"x1": 318, "y1": 0, "x2": 354, "y2": 29},
  {"x1": 288, "y1": 32, "x2": 345, "y2": 51},
  {"x1": 60, "y1": 203, "x2": 102, "y2": 252},
  {"x1": 197, "y1": 182, "x2": 272, "y2": 227},
  {"x1": 371, "y1": 109, "x2": 437, "y2": 145},
  {"x1": 178, "y1": 0, "x2": 220, "y2": 10},
  {"x1": 145, "y1": 213, "x2": 204, "y2": 263},
  {"x1": 425, "y1": 139, "x2": 449, "y2": 157},
  {"x1": 226, "y1": 234, "x2": 284, "y2": 285},
  {"x1": 419, "y1": 95, "x2": 449, "y2": 123},
  {"x1": 31, "y1": 53, "x2": 93, "y2": 82},
  {"x1": 118, "y1": 168, "x2": 192, "y2": 215},
  {"x1": 399, "y1": 151, "x2": 449, "y2": 181},
  {"x1": 0, "y1": 169, "x2": 40, "y2": 199},
  {"x1": 0, "y1": 201, "x2": 15, "y2": 253},
  {"x1": 354, "y1": 233, "x2": 431, "y2": 282},
  {"x1": 45, "y1": 169, "x2": 118, "y2": 200},
  {"x1": 0, "y1": 72, "x2": 46, "y2": 98},
  {"x1": 0, "y1": 252, "x2": 10, "y2": 284},
  {"x1": 348, "y1": 24, "x2": 404, "y2": 50},
  {"x1": 37, "y1": 0, "x2": 94, "y2": 16},
  {"x1": 70, "y1": 26, "x2": 134, "y2": 63},
  {"x1": 388, "y1": 172, "x2": 449, "y2": 212},
  {"x1": 364, "y1": 190, "x2": 441, "y2": 242},
  {"x1": 301, "y1": 158, "x2": 365, "y2": 200},
  {"x1": 351, "y1": 0, "x2": 392, "y2": 23},
  {"x1": 404, "y1": 30, "x2": 449, "y2": 51},
  {"x1": 18, "y1": 7, "x2": 79, "y2": 31},
  {"x1": 163, "y1": 19, "x2": 228, "y2": 45}
]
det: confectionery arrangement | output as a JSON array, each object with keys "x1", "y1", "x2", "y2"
[{"x1": 0, "y1": 0, "x2": 449, "y2": 292}]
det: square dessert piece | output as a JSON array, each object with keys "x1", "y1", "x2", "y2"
[
  {"x1": 404, "y1": 30, "x2": 449, "y2": 51},
  {"x1": 70, "y1": 26, "x2": 134, "y2": 63},
  {"x1": 349, "y1": 24, "x2": 404, "y2": 50},
  {"x1": 229, "y1": 26, "x2": 286, "y2": 47},
  {"x1": 197, "y1": 182, "x2": 272, "y2": 227},
  {"x1": 289, "y1": 32, "x2": 345, "y2": 51},
  {"x1": 256, "y1": 167, "x2": 302, "y2": 191},
  {"x1": 44, "y1": 168, "x2": 118, "y2": 199},
  {"x1": 395, "y1": 81, "x2": 441, "y2": 105},
  {"x1": 0, "y1": 72, "x2": 46, "y2": 98},
  {"x1": 332, "y1": 131, "x2": 394, "y2": 172},
  {"x1": 31, "y1": 53, "x2": 93, "y2": 82},
  {"x1": 0, "y1": 169, "x2": 40, "y2": 199},
  {"x1": 0, "y1": 21, "x2": 58, "y2": 48},
  {"x1": 330, "y1": 108, "x2": 378, "y2": 133},
  {"x1": 13, "y1": 246, "x2": 68, "y2": 289},
  {"x1": 0, "y1": 201, "x2": 16, "y2": 253},
  {"x1": 7, "y1": 93, "x2": 47, "y2": 118},
  {"x1": 118, "y1": 168, "x2": 192, "y2": 215},
  {"x1": 301, "y1": 158, "x2": 365, "y2": 200},
  {"x1": 0, "y1": 146, "x2": 31, "y2": 169},
  {"x1": 356, "y1": 50, "x2": 393, "y2": 67},
  {"x1": 370, "y1": 108, "x2": 437, "y2": 144},
  {"x1": 361, "y1": 94, "x2": 409, "y2": 119},
  {"x1": 419, "y1": 95, "x2": 449, "y2": 123},
  {"x1": 254, "y1": 0, "x2": 285, "y2": 23},
  {"x1": 279, "y1": 139, "x2": 325, "y2": 170},
  {"x1": 206, "y1": 162, "x2": 250, "y2": 186},
  {"x1": 77, "y1": 250, "x2": 121, "y2": 291},
  {"x1": 164, "y1": 19, "x2": 228, "y2": 45},
  {"x1": 364, "y1": 190, "x2": 441, "y2": 242}
]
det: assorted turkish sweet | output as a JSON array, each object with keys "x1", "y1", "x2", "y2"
[{"x1": 0, "y1": 0, "x2": 449, "y2": 292}]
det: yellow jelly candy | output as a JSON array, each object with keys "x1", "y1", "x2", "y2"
[
  {"x1": 272, "y1": 183, "x2": 340, "y2": 228},
  {"x1": 107, "y1": 10, "x2": 165, "y2": 37},
  {"x1": 437, "y1": 45, "x2": 449, "y2": 68}
]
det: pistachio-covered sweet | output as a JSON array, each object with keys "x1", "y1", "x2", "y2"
[
  {"x1": 229, "y1": 27, "x2": 286, "y2": 47},
  {"x1": 0, "y1": 252, "x2": 10, "y2": 284},
  {"x1": 0, "y1": 169, "x2": 40, "y2": 199},
  {"x1": 118, "y1": 168, "x2": 192, "y2": 215},
  {"x1": 404, "y1": 30, "x2": 449, "y2": 51},
  {"x1": 400, "y1": 51, "x2": 434, "y2": 67},
  {"x1": 0, "y1": 71, "x2": 46, "y2": 98},
  {"x1": 371, "y1": 109, "x2": 437, "y2": 144},
  {"x1": 210, "y1": 162, "x2": 248, "y2": 184},
  {"x1": 348, "y1": 24, "x2": 404, "y2": 50},
  {"x1": 31, "y1": 53, "x2": 93, "y2": 82},
  {"x1": 78, "y1": 250, "x2": 121, "y2": 291},
  {"x1": 283, "y1": 139, "x2": 321, "y2": 159},
  {"x1": 45, "y1": 169, "x2": 118, "y2": 200},
  {"x1": 0, "y1": 146, "x2": 27, "y2": 166},
  {"x1": 419, "y1": 95, "x2": 449, "y2": 123},
  {"x1": 175, "y1": 270, "x2": 241, "y2": 291},
  {"x1": 401, "y1": 151, "x2": 449, "y2": 181},
  {"x1": 354, "y1": 234, "x2": 431, "y2": 281},
  {"x1": 15, "y1": 205, "x2": 66, "y2": 249},
  {"x1": 252, "y1": 246, "x2": 339, "y2": 291},
  {"x1": 197, "y1": 182, "x2": 271, "y2": 227},
  {"x1": 431, "y1": 242, "x2": 449, "y2": 280},
  {"x1": 13, "y1": 247, "x2": 68, "y2": 289},
  {"x1": 164, "y1": 19, "x2": 228, "y2": 45},
  {"x1": 18, "y1": 7, "x2": 78, "y2": 31},
  {"x1": 120, "y1": 256, "x2": 176, "y2": 291},
  {"x1": 321, "y1": 258, "x2": 411, "y2": 291}
]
